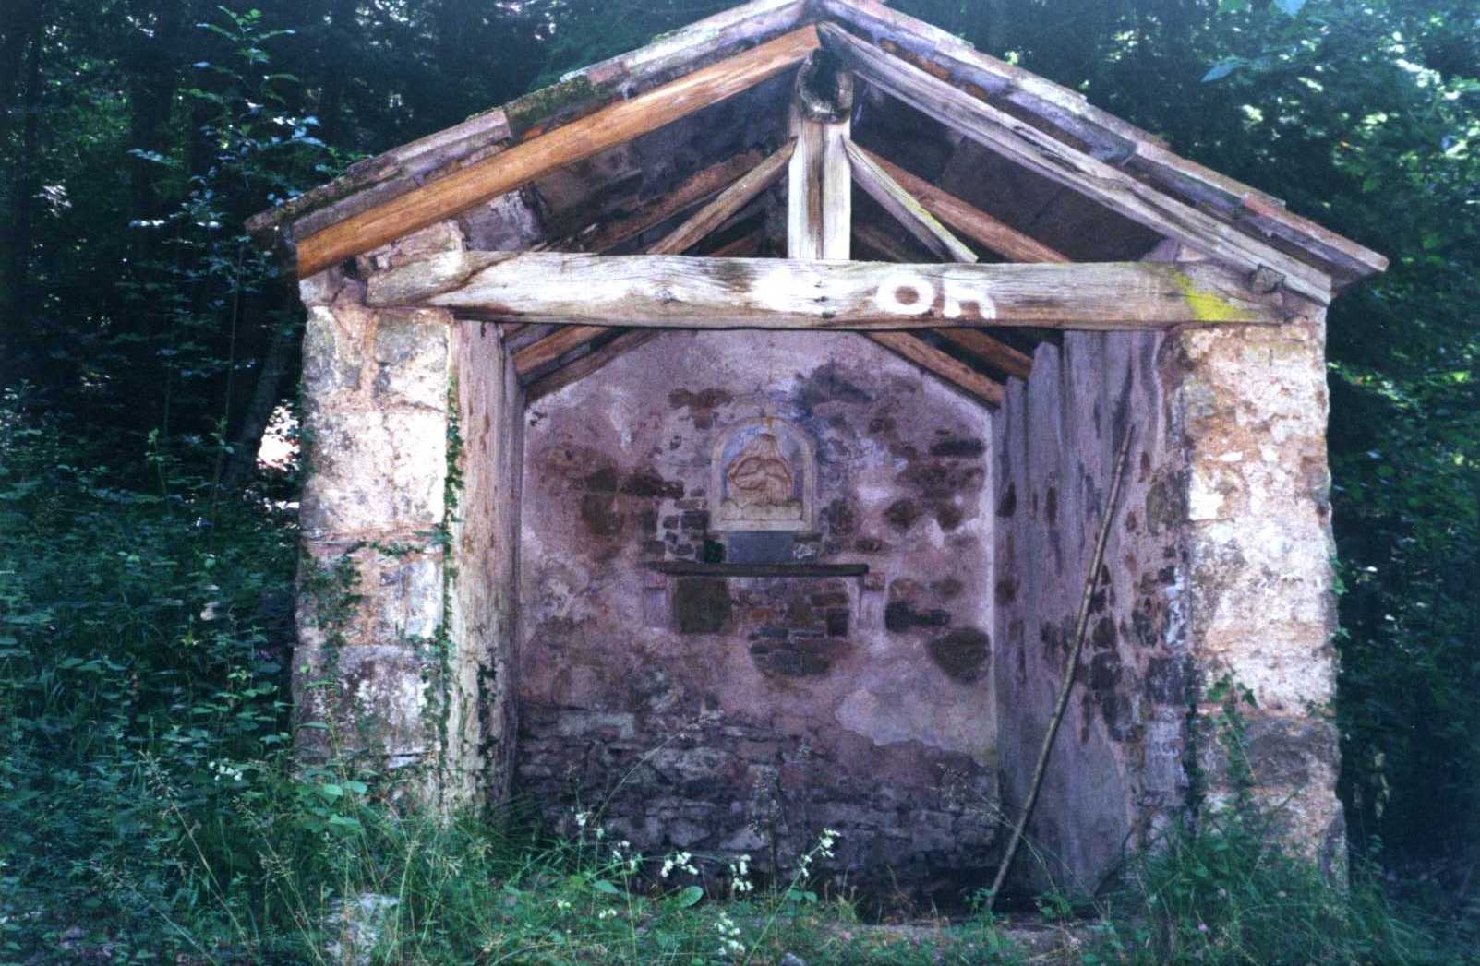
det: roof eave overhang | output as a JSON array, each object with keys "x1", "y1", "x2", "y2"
[{"x1": 248, "y1": 0, "x2": 1386, "y2": 290}]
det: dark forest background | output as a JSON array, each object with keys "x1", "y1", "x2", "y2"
[{"x1": 1, "y1": 0, "x2": 1478, "y2": 955}]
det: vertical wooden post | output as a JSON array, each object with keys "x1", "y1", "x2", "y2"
[{"x1": 788, "y1": 54, "x2": 852, "y2": 260}]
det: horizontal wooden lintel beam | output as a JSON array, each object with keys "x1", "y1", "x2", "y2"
[{"x1": 368, "y1": 251, "x2": 1290, "y2": 330}]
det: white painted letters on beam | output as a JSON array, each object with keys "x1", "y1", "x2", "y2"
[{"x1": 872, "y1": 270, "x2": 998, "y2": 320}]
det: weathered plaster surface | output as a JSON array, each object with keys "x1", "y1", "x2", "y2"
[
  {"x1": 993, "y1": 330, "x2": 1188, "y2": 895},
  {"x1": 518, "y1": 330, "x2": 998, "y2": 899},
  {"x1": 993, "y1": 310, "x2": 1342, "y2": 893}
]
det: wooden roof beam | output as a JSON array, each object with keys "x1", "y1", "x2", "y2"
[
  {"x1": 514, "y1": 173, "x2": 782, "y2": 382},
  {"x1": 819, "y1": 23, "x2": 1331, "y2": 304},
  {"x1": 870, "y1": 331, "x2": 1003, "y2": 406},
  {"x1": 649, "y1": 142, "x2": 794, "y2": 256},
  {"x1": 934, "y1": 329, "x2": 1033, "y2": 380},
  {"x1": 525, "y1": 330, "x2": 661, "y2": 403},
  {"x1": 370, "y1": 252, "x2": 1289, "y2": 329},
  {"x1": 846, "y1": 140, "x2": 976, "y2": 263},
  {"x1": 293, "y1": 27, "x2": 820, "y2": 277},
  {"x1": 856, "y1": 147, "x2": 1069, "y2": 264},
  {"x1": 783, "y1": 63, "x2": 997, "y2": 406},
  {"x1": 514, "y1": 226, "x2": 768, "y2": 382},
  {"x1": 816, "y1": 0, "x2": 1384, "y2": 285},
  {"x1": 852, "y1": 220, "x2": 1033, "y2": 379},
  {"x1": 553, "y1": 149, "x2": 766, "y2": 253}
]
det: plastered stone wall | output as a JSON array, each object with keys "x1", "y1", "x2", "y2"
[
  {"x1": 518, "y1": 331, "x2": 999, "y2": 900},
  {"x1": 994, "y1": 310, "x2": 1342, "y2": 894},
  {"x1": 993, "y1": 330, "x2": 1188, "y2": 894},
  {"x1": 294, "y1": 221, "x2": 523, "y2": 807}
]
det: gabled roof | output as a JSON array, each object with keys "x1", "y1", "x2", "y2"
[{"x1": 248, "y1": 0, "x2": 1385, "y2": 292}]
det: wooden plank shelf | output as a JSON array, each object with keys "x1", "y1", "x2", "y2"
[{"x1": 650, "y1": 562, "x2": 870, "y2": 579}]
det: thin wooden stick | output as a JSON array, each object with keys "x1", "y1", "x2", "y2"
[{"x1": 987, "y1": 425, "x2": 1137, "y2": 910}]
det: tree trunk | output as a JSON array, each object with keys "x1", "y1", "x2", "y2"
[
  {"x1": 125, "y1": 0, "x2": 186, "y2": 239},
  {"x1": 2, "y1": 0, "x2": 45, "y2": 382},
  {"x1": 220, "y1": 310, "x2": 298, "y2": 489}
]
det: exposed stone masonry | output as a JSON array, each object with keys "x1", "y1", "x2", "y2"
[{"x1": 293, "y1": 220, "x2": 523, "y2": 806}]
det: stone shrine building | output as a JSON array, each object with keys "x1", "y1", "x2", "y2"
[{"x1": 249, "y1": 0, "x2": 1386, "y2": 904}]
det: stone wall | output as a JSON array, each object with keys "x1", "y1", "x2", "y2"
[
  {"x1": 993, "y1": 330, "x2": 1189, "y2": 895},
  {"x1": 518, "y1": 330, "x2": 999, "y2": 902},
  {"x1": 293, "y1": 221, "x2": 524, "y2": 808},
  {"x1": 993, "y1": 309, "x2": 1342, "y2": 895},
  {"x1": 289, "y1": 216, "x2": 1341, "y2": 887},
  {"x1": 1174, "y1": 307, "x2": 1343, "y2": 872}
]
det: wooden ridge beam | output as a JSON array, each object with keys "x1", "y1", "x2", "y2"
[
  {"x1": 846, "y1": 140, "x2": 977, "y2": 263},
  {"x1": 294, "y1": 27, "x2": 820, "y2": 277},
  {"x1": 369, "y1": 252, "x2": 1287, "y2": 329},
  {"x1": 819, "y1": 24, "x2": 1331, "y2": 304}
]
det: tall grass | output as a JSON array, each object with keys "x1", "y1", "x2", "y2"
[{"x1": 1, "y1": 412, "x2": 1467, "y2": 963}]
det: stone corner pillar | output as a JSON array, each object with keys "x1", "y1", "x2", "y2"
[
  {"x1": 1172, "y1": 299, "x2": 1344, "y2": 873},
  {"x1": 291, "y1": 221, "x2": 513, "y2": 811}
]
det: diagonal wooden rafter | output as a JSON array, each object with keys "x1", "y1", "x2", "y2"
[
  {"x1": 846, "y1": 141, "x2": 977, "y2": 264},
  {"x1": 868, "y1": 331, "x2": 1004, "y2": 405},
  {"x1": 934, "y1": 327, "x2": 1032, "y2": 381},
  {"x1": 817, "y1": 0, "x2": 1383, "y2": 286},
  {"x1": 853, "y1": 217, "x2": 1033, "y2": 380},
  {"x1": 522, "y1": 225, "x2": 771, "y2": 398},
  {"x1": 646, "y1": 141, "x2": 795, "y2": 257},
  {"x1": 525, "y1": 330, "x2": 663, "y2": 403},
  {"x1": 850, "y1": 146, "x2": 1044, "y2": 380},
  {"x1": 555, "y1": 149, "x2": 766, "y2": 254},
  {"x1": 293, "y1": 27, "x2": 820, "y2": 277},
  {"x1": 516, "y1": 227, "x2": 768, "y2": 382},
  {"x1": 514, "y1": 146, "x2": 793, "y2": 379},
  {"x1": 819, "y1": 23, "x2": 1331, "y2": 304},
  {"x1": 857, "y1": 147, "x2": 1069, "y2": 264}
]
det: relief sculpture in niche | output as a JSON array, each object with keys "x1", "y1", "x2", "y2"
[{"x1": 712, "y1": 420, "x2": 815, "y2": 533}]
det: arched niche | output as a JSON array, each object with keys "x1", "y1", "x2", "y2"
[{"x1": 709, "y1": 418, "x2": 817, "y2": 534}]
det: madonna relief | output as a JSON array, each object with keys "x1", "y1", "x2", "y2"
[{"x1": 712, "y1": 421, "x2": 815, "y2": 532}]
